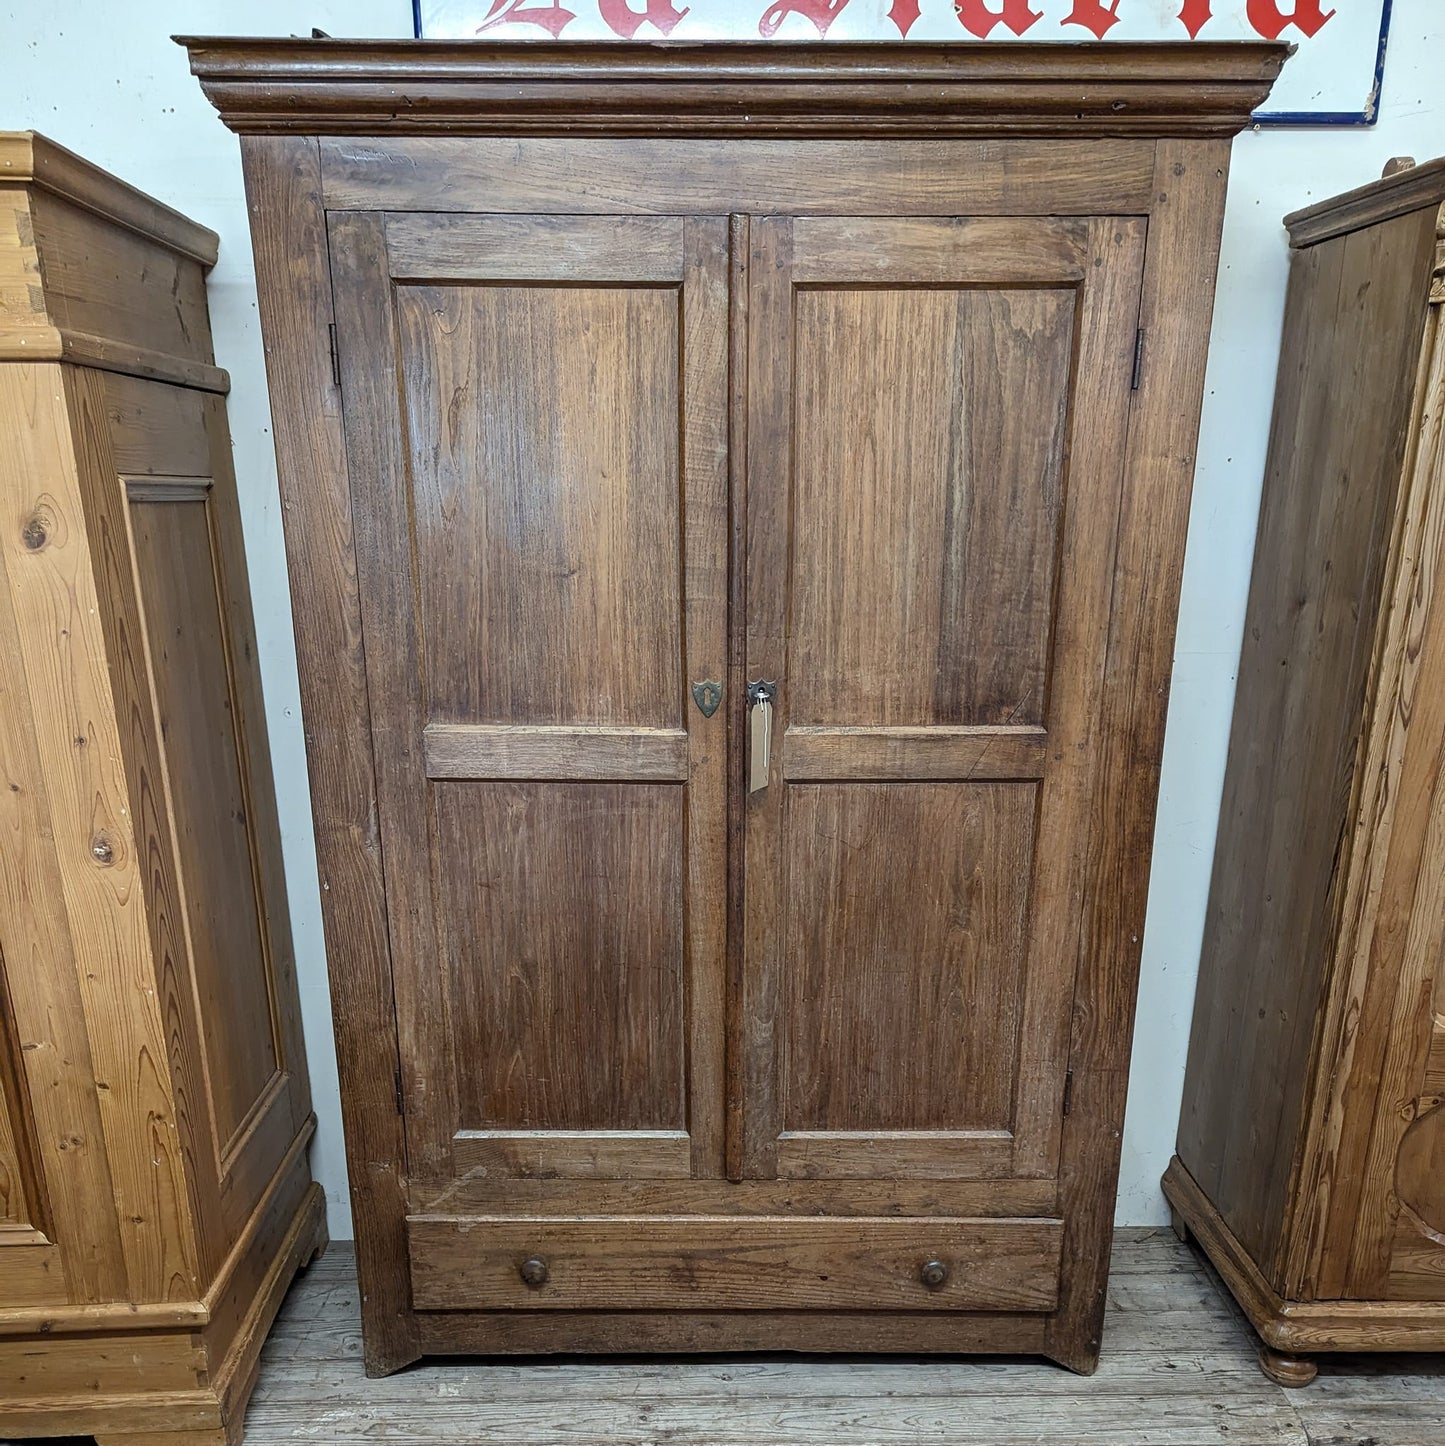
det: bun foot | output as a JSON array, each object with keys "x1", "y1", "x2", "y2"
[{"x1": 1259, "y1": 1345, "x2": 1317, "y2": 1387}]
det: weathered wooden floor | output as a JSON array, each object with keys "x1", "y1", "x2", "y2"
[{"x1": 20, "y1": 1230, "x2": 1445, "y2": 1445}]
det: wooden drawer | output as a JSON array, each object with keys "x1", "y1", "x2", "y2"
[{"x1": 408, "y1": 1216, "x2": 1063, "y2": 1312}]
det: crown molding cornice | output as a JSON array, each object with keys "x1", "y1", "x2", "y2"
[
  {"x1": 0, "y1": 130, "x2": 218, "y2": 265},
  {"x1": 1285, "y1": 157, "x2": 1445, "y2": 250},
  {"x1": 178, "y1": 38, "x2": 1289, "y2": 139}
]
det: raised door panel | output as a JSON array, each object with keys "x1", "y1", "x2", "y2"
[
  {"x1": 403, "y1": 282, "x2": 682, "y2": 730},
  {"x1": 742, "y1": 216, "x2": 1146, "y2": 1186},
  {"x1": 102, "y1": 371, "x2": 312, "y2": 1277},
  {"x1": 329, "y1": 213, "x2": 727, "y2": 1193},
  {"x1": 789, "y1": 285, "x2": 1072, "y2": 732},
  {"x1": 128, "y1": 490, "x2": 279, "y2": 1147},
  {"x1": 436, "y1": 782, "x2": 686, "y2": 1162},
  {"x1": 784, "y1": 783, "x2": 1035, "y2": 1140}
]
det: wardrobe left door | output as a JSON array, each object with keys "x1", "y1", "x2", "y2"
[{"x1": 327, "y1": 213, "x2": 731, "y2": 1225}]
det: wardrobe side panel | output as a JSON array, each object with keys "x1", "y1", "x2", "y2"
[{"x1": 1178, "y1": 210, "x2": 1438, "y2": 1285}]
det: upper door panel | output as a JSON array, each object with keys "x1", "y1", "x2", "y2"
[{"x1": 790, "y1": 281, "x2": 1073, "y2": 731}]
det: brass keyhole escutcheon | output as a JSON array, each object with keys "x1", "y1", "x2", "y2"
[
  {"x1": 920, "y1": 1259, "x2": 948, "y2": 1290},
  {"x1": 519, "y1": 1256, "x2": 549, "y2": 1289}
]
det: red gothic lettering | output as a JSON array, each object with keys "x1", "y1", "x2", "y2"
[
  {"x1": 475, "y1": 0, "x2": 575, "y2": 35},
  {"x1": 1060, "y1": 0, "x2": 1121, "y2": 38},
  {"x1": 1177, "y1": 0, "x2": 1211, "y2": 38},
  {"x1": 887, "y1": 0, "x2": 923, "y2": 36},
  {"x1": 759, "y1": 0, "x2": 851, "y2": 37},
  {"x1": 952, "y1": 0, "x2": 1042, "y2": 40},
  {"x1": 1246, "y1": 0, "x2": 1335, "y2": 40},
  {"x1": 598, "y1": 0, "x2": 690, "y2": 37}
]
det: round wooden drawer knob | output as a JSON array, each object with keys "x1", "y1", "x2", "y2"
[
  {"x1": 919, "y1": 1259, "x2": 949, "y2": 1290},
  {"x1": 519, "y1": 1256, "x2": 549, "y2": 1288}
]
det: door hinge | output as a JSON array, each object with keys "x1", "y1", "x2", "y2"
[
  {"x1": 1131, "y1": 328, "x2": 1145, "y2": 391},
  {"x1": 1062, "y1": 1069, "x2": 1074, "y2": 1117},
  {"x1": 394, "y1": 1065, "x2": 405, "y2": 1115},
  {"x1": 328, "y1": 321, "x2": 341, "y2": 387}
]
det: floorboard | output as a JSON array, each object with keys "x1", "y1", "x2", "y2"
[{"x1": 9, "y1": 1230, "x2": 1444, "y2": 1445}]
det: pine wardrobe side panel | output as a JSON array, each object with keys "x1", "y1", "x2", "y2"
[
  {"x1": 1177, "y1": 209, "x2": 1440, "y2": 1285},
  {"x1": 100, "y1": 369, "x2": 314, "y2": 1283}
]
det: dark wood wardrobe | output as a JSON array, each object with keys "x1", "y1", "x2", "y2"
[{"x1": 184, "y1": 38, "x2": 1284, "y2": 1375}]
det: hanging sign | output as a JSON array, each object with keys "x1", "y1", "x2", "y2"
[{"x1": 414, "y1": 0, "x2": 1392, "y2": 124}]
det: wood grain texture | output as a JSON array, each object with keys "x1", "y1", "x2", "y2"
[
  {"x1": 1046, "y1": 140, "x2": 1233, "y2": 1375},
  {"x1": 399, "y1": 279, "x2": 681, "y2": 729},
  {"x1": 1170, "y1": 166, "x2": 1445, "y2": 1372},
  {"x1": 1178, "y1": 203, "x2": 1440, "y2": 1293},
  {"x1": 70, "y1": 356, "x2": 311, "y2": 1296},
  {"x1": 63, "y1": 361, "x2": 230, "y2": 1284},
  {"x1": 0, "y1": 1161, "x2": 325, "y2": 1442},
  {"x1": 409, "y1": 1308, "x2": 1054, "y2": 1361},
  {"x1": 181, "y1": 39, "x2": 1288, "y2": 138},
  {"x1": 1004, "y1": 217, "x2": 1147, "y2": 1186},
  {"x1": 128, "y1": 495, "x2": 279, "y2": 1149},
  {"x1": 0, "y1": 163, "x2": 227, "y2": 392},
  {"x1": 789, "y1": 283, "x2": 1074, "y2": 730},
  {"x1": 1166, "y1": 1156, "x2": 1445, "y2": 1355},
  {"x1": 783, "y1": 783, "x2": 1035, "y2": 1135},
  {"x1": 0, "y1": 373, "x2": 126, "y2": 1305},
  {"x1": 0, "y1": 362, "x2": 198, "y2": 1305},
  {"x1": 435, "y1": 782, "x2": 685, "y2": 1134},
  {"x1": 320, "y1": 136, "x2": 1158, "y2": 218},
  {"x1": 1314, "y1": 281, "x2": 1445, "y2": 1302},
  {"x1": 222, "y1": 1231, "x2": 1445, "y2": 1438},
  {"x1": 199, "y1": 382, "x2": 314, "y2": 1166},
  {"x1": 407, "y1": 1216, "x2": 1064, "y2": 1313},
  {"x1": 409, "y1": 1177, "x2": 1058, "y2": 1219},
  {"x1": 1286, "y1": 156, "x2": 1445, "y2": 249},
  {"x1": 0, "y1": 130, "x2": 218, "y2": 264},
  {"x1": 450, "y1": 1131, "x2": 691, "y2": 1181},
  {"x1": 789, "y1": 215, "x2": 1088, "y2": 282},
  {"x1": 738, "y1": 215, "x2": 793, "y2": 1180},
  {"x1": 103, "y1": 372, "x2": 214, "y2": 476},
  {"x1": 423, "y1": 724, "x2": 687, "y2": 781},
  {"x1": 679, "y1": 215, "x2": 730, "y2": 1179},
  {"x1": 0, "y1": 982, "x2": 43, "y2": 1234},
  {"x1": 329, "y1": 209, "x2": 459, "y2": 1194},
  {"x1": 724, "y1": 211, "x2": 750, "y2": 1186},
  {"x1": 782, "y1": 726, "x2": 1047, "y2": 782},
  {"x1": 27, "y1": 190, "x2": 215, "y2": 376},
  {"x1": 239, "y1": 135, "x2": 415, "y2": 1376},
  {"x1": 385, "y1": 212, "x2": 685, "y2": 280},
  {"x1": 91, "y1": 364, "x2": 314, "y2": 1280}
]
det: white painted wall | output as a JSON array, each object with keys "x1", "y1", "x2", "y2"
[{"x1": 2, "y1": 2, "x2": 1442, "y2": 1238}]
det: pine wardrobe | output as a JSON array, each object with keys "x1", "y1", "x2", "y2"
[
  {"x1": 1167, "y1": 159, "x2": 1445, "y2": 1385},
  {"x1": 185, "y1": 39, "x2": 1285, "y2": 1375},
  {"x1": 0, "y1": 133, "x2": 323, "y2": 1445}
]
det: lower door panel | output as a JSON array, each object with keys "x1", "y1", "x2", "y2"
[{"x1": 407, "y1": 1215, "x2": 1063, "y2": 1312}]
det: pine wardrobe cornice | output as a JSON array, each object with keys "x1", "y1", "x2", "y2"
[{"x1": 176, "y1": 38, "x2": 1289, "y2": 139}]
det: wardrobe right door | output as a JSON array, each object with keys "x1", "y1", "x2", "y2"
[{"x1": 738, "y1": 215, "x2": 1147, "y2": 1202}]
